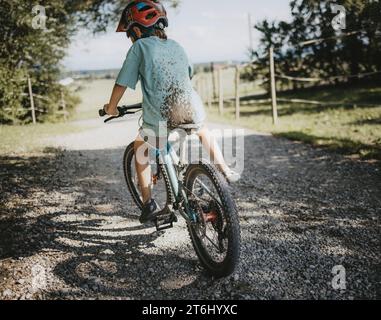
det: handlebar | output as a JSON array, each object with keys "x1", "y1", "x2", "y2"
[
  {"x1": 99, "y1": 103, "x2": 142, "y2": 123},
  {"x1": 99, "y1": 109, "x2": 107, "y2": 117}
]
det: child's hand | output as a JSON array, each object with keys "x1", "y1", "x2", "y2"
[{"x1": 103, "y1": 103, "x2": 119, "y2": 116}]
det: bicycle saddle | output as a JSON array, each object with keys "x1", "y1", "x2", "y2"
[{"x1": 176, "y1": 124, "x2": 202, "y2": 135}]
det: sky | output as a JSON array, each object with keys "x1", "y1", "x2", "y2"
[{"x1": 63, "y1": 0, "x2": 292, "y2": 71}]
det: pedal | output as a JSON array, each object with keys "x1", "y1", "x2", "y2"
[{"x1": 155, "y1": 207, "x2": 177, "y2": 232}]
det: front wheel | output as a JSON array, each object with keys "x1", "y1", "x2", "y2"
[
  {"x1": 184, "y1": 161, "x2": 241, "y2": 278},
  {"x1": 123, "y1": 142, "x2": 173, "y2": 211}
]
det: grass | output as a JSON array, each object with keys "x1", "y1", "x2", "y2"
[
  {"x1": 2, "y1": 78, "x2": 380, "y2": 161},
  {"x1": 0, "y1": 123, "x2": 84, "y2": 155},
  {"x1": 0, "y1": 79, "x2": 143, "y2": 155},
  {"x1": 72, "y1": 79, "x2": 143, "y2": 121},
  {"x1": 207, "y1": 84, "x2": 381, "y2": 161}
]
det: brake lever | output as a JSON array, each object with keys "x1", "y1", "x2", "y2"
[
  {"x1": 104, "y1": 116, "x2": 118, "y2": 123},
  {"x1": 104, "y1": 111, "x2": 137, "y2": 123}
]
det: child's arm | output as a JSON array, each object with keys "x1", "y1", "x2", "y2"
[{"x1": 104, "y1": 84, "x2": 127, "y2": 116}]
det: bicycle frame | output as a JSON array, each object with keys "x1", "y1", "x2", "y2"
[
  {"x1": 100, "y1": 105, "x2": 200, "y2": 223},
  {"x1": 156, "y1": 139, "x2": 198, "y2": 223}
]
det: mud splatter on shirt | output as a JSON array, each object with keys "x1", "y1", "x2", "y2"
[{"x1": 116, "y1": 37, "x2": 206, "y2": 135}]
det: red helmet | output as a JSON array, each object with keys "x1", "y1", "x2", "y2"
[{"x1": 116, "y1": 0, "x2": 168, "y2": 33}]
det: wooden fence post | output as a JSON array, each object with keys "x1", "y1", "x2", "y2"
[
  {"x1": 60, "y1": 90, "x2": 67, "y2": 122},
  {"x1": 202, "y1": 75, "x2": 207, "y2": 105},
  {"x1": 207, "y1": 72, "x2": 212, "y2": 109},
  {"x1": 27, "y1": 76, "x2": 36, "y2": 124},
  {"x1": 269, "y1": 46, "x2": 278, "y2": 125},
  {"x1": 235, "y1": 66, "x2": 240, "y2": 120},
  {"x1": 211, "y1": 62, "x2": 217, "y2": 100},
  {"x1": 197, "y1": 75, "x2": 203, "y2": 102},
  {"x1": 218, "y1": 68, "x2": 224, "y2": 115}
]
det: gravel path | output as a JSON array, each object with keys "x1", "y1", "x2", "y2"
[{"x1": 0, "y1": 117, "x2": 379, "y2": 300}]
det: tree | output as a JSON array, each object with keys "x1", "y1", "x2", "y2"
[
  {"x1": 247, "y1": 0, "x2": 381, "y2": 92},
  {"x1": 0, "y1": 0, "x2": 81, "y2": 124},
  {"x1": 0, "y1": 0, "x2": 180, "y2": 124}
]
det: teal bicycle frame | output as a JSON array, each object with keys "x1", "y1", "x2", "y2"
[{"x1": 156, "y1": 142, "x2": 198, "y2": 223}]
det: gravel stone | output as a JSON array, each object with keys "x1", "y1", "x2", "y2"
[
  {"x1": 101, "y1": 249, "x2": 114, "y2": 255},
  {"x1": 2, "y1": 289, "x2": 13, "y2": 297},
  {"x1": 0, "y1": 120, "x2": 379, "y2": 300}
]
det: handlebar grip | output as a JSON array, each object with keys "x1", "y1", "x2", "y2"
[{"x1": 99, "y1": 109, "x2": 106, "y2": 117}]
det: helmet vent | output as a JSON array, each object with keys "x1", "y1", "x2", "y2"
[
  {"x1": 136, "y1": 2, "x2": 152, "y2": 12},
  {"x1": 138, "y1": 5, "x2": 152, "y2": 12},
  {"x1": 146, "y1": 12, "x2": 157, "y2": 19}
]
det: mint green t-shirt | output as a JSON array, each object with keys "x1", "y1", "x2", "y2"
[{"x1": 116, "y1": 37, "x2": 206, "y2": 135}]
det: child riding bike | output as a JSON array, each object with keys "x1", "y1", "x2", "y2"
[{"x1": 103, "y1": 0, "x2": 240, "y2": 224}]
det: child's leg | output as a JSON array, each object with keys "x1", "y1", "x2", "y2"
[
  {"x1": 134, "y1": 135, "x2": 152, "y2": 204},
  {"x1": 197, "y1": 126, "x2": 229, "y2": 173}
]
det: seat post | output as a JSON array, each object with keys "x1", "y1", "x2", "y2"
[{"x1": 179, "y1": 134, "x2": 188, "y2": 166}]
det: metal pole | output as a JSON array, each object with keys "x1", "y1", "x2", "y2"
[
  {"x1": 27, "y1": 76, "x2": 36, "y2": 124},
  {"x1": 269, "y1": 46, "x2": 278, "y2": 125}
]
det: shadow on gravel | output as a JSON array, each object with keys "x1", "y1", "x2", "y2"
[
  {"x1": 0, "y1": 132, "x2": 380, "y2": 299},
  {"x1": 0, "y1": 148, "x2": 203, "y2": 299},
  {"x1": 233, "y1": 133, "x2": 380, "y2": 299}
]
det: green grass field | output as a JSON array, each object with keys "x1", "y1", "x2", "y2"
[
  {"x1": 2, "y1": 77, "x2": 380, "y2": 161},
  {"x1": 0, "y1": 123, "x2": 83, "y2": 155},
  {"x1": 207, "y1": 84, "x2": 381, "y2": 161},
  {"x1": 72, "y1": 79, "x2": 143, "y2": 120},
  {"x1": 0, "y1": 79, "x2": 143, "y2": 155}
]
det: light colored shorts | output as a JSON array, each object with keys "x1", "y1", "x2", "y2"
[{"x1": 138, "y1": 123, "x2": 204, "y2": 151}]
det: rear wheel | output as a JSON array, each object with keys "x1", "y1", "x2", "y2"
[{"x1": 184, "y1": 161, "x2": 241, "y2": 278}]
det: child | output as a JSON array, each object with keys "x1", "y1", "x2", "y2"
[{"x1": 103, "y1": 0, "x2": 240, "y2": 223}]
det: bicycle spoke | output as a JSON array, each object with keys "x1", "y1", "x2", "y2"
[
  {"x1": 203, "y1": 233, "x2": 222, "y2": 252},
  {"x1": 183, "y1": 185, "x2": 209, "y2": 205},
  {"x1": 194, "y1": 178, "x2": 223, "y2": 208}
]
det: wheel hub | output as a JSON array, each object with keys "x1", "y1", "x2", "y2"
[{"x1": 202, "y1": 210, "x2": 218, "y2": 223}]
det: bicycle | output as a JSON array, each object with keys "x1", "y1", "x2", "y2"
[{"x1": 99, "y1": 104, "x2": 241, "y2": 277}]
